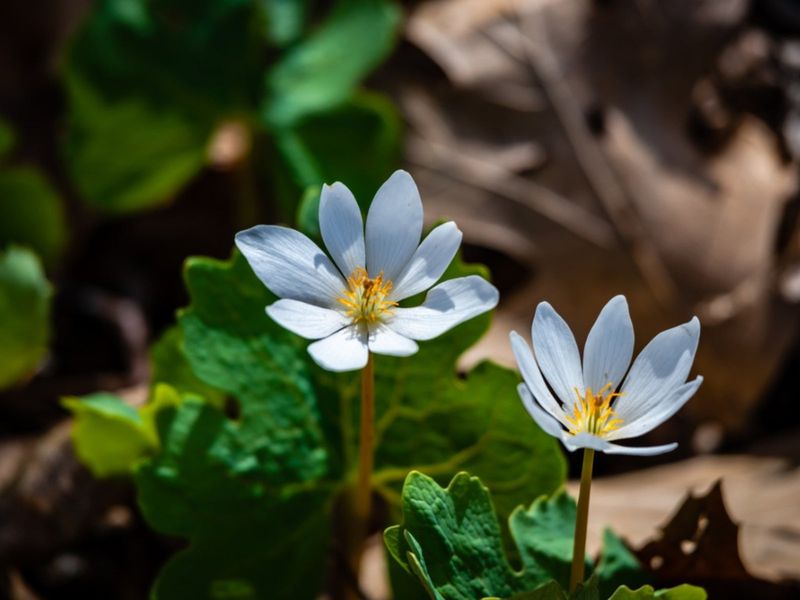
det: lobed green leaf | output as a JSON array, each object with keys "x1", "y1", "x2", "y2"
[
  {"x1": 140, "y1": 245, "x2": 564, "y2": 598},
  {"x1": 384, "y1": 472, "x2": 672, "y2": 600}
]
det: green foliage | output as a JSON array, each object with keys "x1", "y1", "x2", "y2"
[
  {"x1": 0, "y1": 119, "x2": 14, "y2": 157},
  {"x1": 0, "y1": 247, "x2": 52, "y2": 389},
  {"x1": 63, "y1": 385, "x2": 180, "y2": 477},
  {"x1": 260, "y1": 0, "x2": 309, "y2": 47},
  {"x1": 68, "y1": 0, "x2": 260, "y2": 115},
  {"x1": 595, "y1": 529, "x2": 646, "y2": 598},
  {"x1": 64, "y1": 73, "x2": 208, "y2": 213},
  {"x1": 295, "y1": 184, "x2": 323, "y2": 237},
  {"x1": 149, "y1": 326, "x2": 226, "y2": 408},
  {"x1": 0, "y1": 119, "x2": 66, "y2": 264},
  {"x1": 262, "y1": 0, "x2": 401, "y2": 127},
  {"x1": 63, "y1": 0, "x2": 259, "y2": 212},
  {"x1": 132, "y1": 248, "x2": 564, "y2": 598},
  {"x1": 63, "y1": 0, "x2": 403, "y2": 215},
  {"x1": 136, "y1": 398, "x2": 333, "y2": 599},
  {"x1": 608, "y1": 585, "x2": 706, "y2": 600},
  {"x1": 385, "y1": 472, "x2": 703, "y2": 600},
  {"x1": 0, "y1": 167, "x2": 68, "y2": 265},
  {"x1": 279, "y1": 92, "x2": 403, "y2": 230}
]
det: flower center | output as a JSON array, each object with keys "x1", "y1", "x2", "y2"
[
  {"x1": 337, "y1": 267, "x2": 397, "y2": 325},
  {"x1": 564, "y1": 383, "x2": 624, "y2": 437}
]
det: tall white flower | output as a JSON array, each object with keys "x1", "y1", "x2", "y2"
[
  {"x1": 511, "y1": 295, "x2": 702, "y2": 455},
  {"x1": 236, "y1": 170, "x2": 499, "y2": 372}
]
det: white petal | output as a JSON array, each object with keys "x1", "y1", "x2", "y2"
[
  {"x1": 319, "y1": 182, "x2": 365, "y2": 277},
  {"x1": 510, "y1": 331, "x2": 568, "y2": 425},
  {"x1": 368, "y1": 324, "x2": 419, "y2": 357},
  {"x1": 266, "y1": 299, "x2": 349, "y2": 340},
  {"x1": 616, "y1": 317, "x2": 700, "y2": 423},
  {"x1": 387, "y1": 276, "x2": 499, "y2": 341},
  {"x1": 563, "y1": 432, "x2": 612, "y2": 453},
  {"x1": 608, "y1": 376, "x2": 702, "y2": 441},
  {"x1": 517, "y1": 383, "x2": 566, "y2": 439},
  {"x1": 561, "y1": 433, "x2": 677, "y2": 456},
  {"x1": 603, "y1": 441, "x2": 678, "y2": 456},
  {"x1": 390, "y1": 222, "x2": 462, "y2": 301},
  {"x1": 307, "y1": 326, "x2": 368, "y2": 372},
  {"x1": 365, "y1": 170, "x2": 423, "y2": 281},
  {"x1": 532, "y1": 302, "x2": 584, "y2": 409},
  {"x1": 236, "y1": 225, "x2": 345, "y2": 307},
  {"x1": 582, "y1": 296, "x2": 634, "y2": 392}
]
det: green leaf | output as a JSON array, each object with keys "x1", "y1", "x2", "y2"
[
  {"x1": 150, "y1": 325, "x2": 226, "y2": 409},
  {"x1": 0, "y1": 118, "x2": 15, "y2": 158},
  {"x1": 145, "y1": 247, "x2": 564, "y2": 597},
  {"x1": 385, "y1": 472, "x2": 575, "y2": 600},
  {"x1": 509, "y1": 490, "x2": 590, "y2": 589},
  {"x1": 63, "y1": 385, "x2": 179, "y2": 477},
  {"x1": 507, "y1": 580, "x2": 568, "y2": 600},
  {"x1": 385, "y1": 475, "x2": 650, "y2": 600},
  {"x1": 63, "y1": 0, "x2": 261, "y2": 212},
  {"x1": 295, "y1": 184, "x2": 322, "y2": 237},
  {"x1": 64, "y1": 73, "x2": 207, "y2": 213},
  {"x1": 608, "y1": 584, "x2": 707, "y2": 600},
  {"x1": 0, "y1": 166, "x2": 67, "y2": 265},
  {"x1": 139, "y1": 252, "x2": 334, "y2": 597},
  {"x1": 595, "y1": 529, "x2": 646, "y2": 598},
  {"x1": 262, "y1": 0, "x2": 402, "y2": 127},
  {"x1": 571, "y1": 575, "x2": 599, "y2": 600},
  {"x1": 260, "y1": 0, "x2": 309, "y2": 47},
  {"x1": 177, "y1": 251, "x2": 329, "y2": 483},
  {"x1": 68, "y1": 0, "x2": 259, "y2": 118},
  {"x1": 275, "y1": 92, "x2": 403, "y2": 225},
  {"x1": 136, "y1": 398, "x2": 333, "y2": 599},
  {"x1": 0, "y1": 247, "x2": 51, "y2": 389}
]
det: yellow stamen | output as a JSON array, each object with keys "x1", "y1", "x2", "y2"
[
  {"x1": 337, "y1": 267, "x2": 397, "y2": 325},
  {"x1": 564, "y1": 382, "x2": 624, "y2": 437}
]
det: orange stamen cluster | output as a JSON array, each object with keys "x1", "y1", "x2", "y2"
[
  {"x1": 564, "y1": 382, "x2": 624, "y2": 437},
  {"x1": 337, "y1": 267, "x2": 397, "y2": 325}
]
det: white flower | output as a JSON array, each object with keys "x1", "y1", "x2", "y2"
[
  {"x1": 510, "y1": 296, "x2": 702, "y2": 456},
  {"x1": 235, "y1": 170, "x2": 499, "y2": 372}
]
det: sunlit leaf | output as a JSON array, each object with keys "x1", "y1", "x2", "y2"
[
  {"x1": 0, "y1": 247, "x2": 51, "y2": 389},
  {"x1": 385, "y1": 472, "x2": 690, "y2": 600},
  {"x1": 262, "y1": 0, "x2": 401, "y2": 127},
  {"x1": 260, "y1": 0, "x2": 309, "y2": 46},
  {"x1": 608, "y1": 584, "x2": 706, "y2": 600},
  {"x1": 141, "y1": 246, "x2": 563, "y2": 597},
  {"x1": 63, "y1": 385, "x2": 180, "y2": 477}
]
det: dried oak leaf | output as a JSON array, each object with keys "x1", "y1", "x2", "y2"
[{"x1": 637, "y1": 480, "x2": 797, "y2": 599}]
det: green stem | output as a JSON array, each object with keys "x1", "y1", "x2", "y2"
[
  {"x1": 349, "y1": 353, "x2": 375, "y2": 577},
  {"x1": 570, "y1": 448, "x2": 595, "y2": 592}
]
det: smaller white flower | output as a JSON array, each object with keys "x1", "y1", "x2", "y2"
[
  {"x1": 236, "y1": 170, "x2": 499, "y2": 372},
  {"x1": 511, "y1": 296, "x2": 702, "y2": 456}
]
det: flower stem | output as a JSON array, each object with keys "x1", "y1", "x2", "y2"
[
  {"x1": 349, "y1": 353, "x2": 375, "y2": 580},
  {"x1": 355, "y1": 353, "x2": 375, "y2": 525},
  {"x1": 570, "y1": 448, "x2": 595, "y2": 592}
]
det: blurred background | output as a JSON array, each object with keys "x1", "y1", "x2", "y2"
[{"x1": 0, "y1": 0, "x2": 799, "y2": 597}]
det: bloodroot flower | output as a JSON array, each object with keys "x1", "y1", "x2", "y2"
[
  {"x1": 510, "y1": 295, "x2": 702, "y2": 456},
  {"x1": 236, "y1": 170, "x2": 499, "y2": 372}
]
